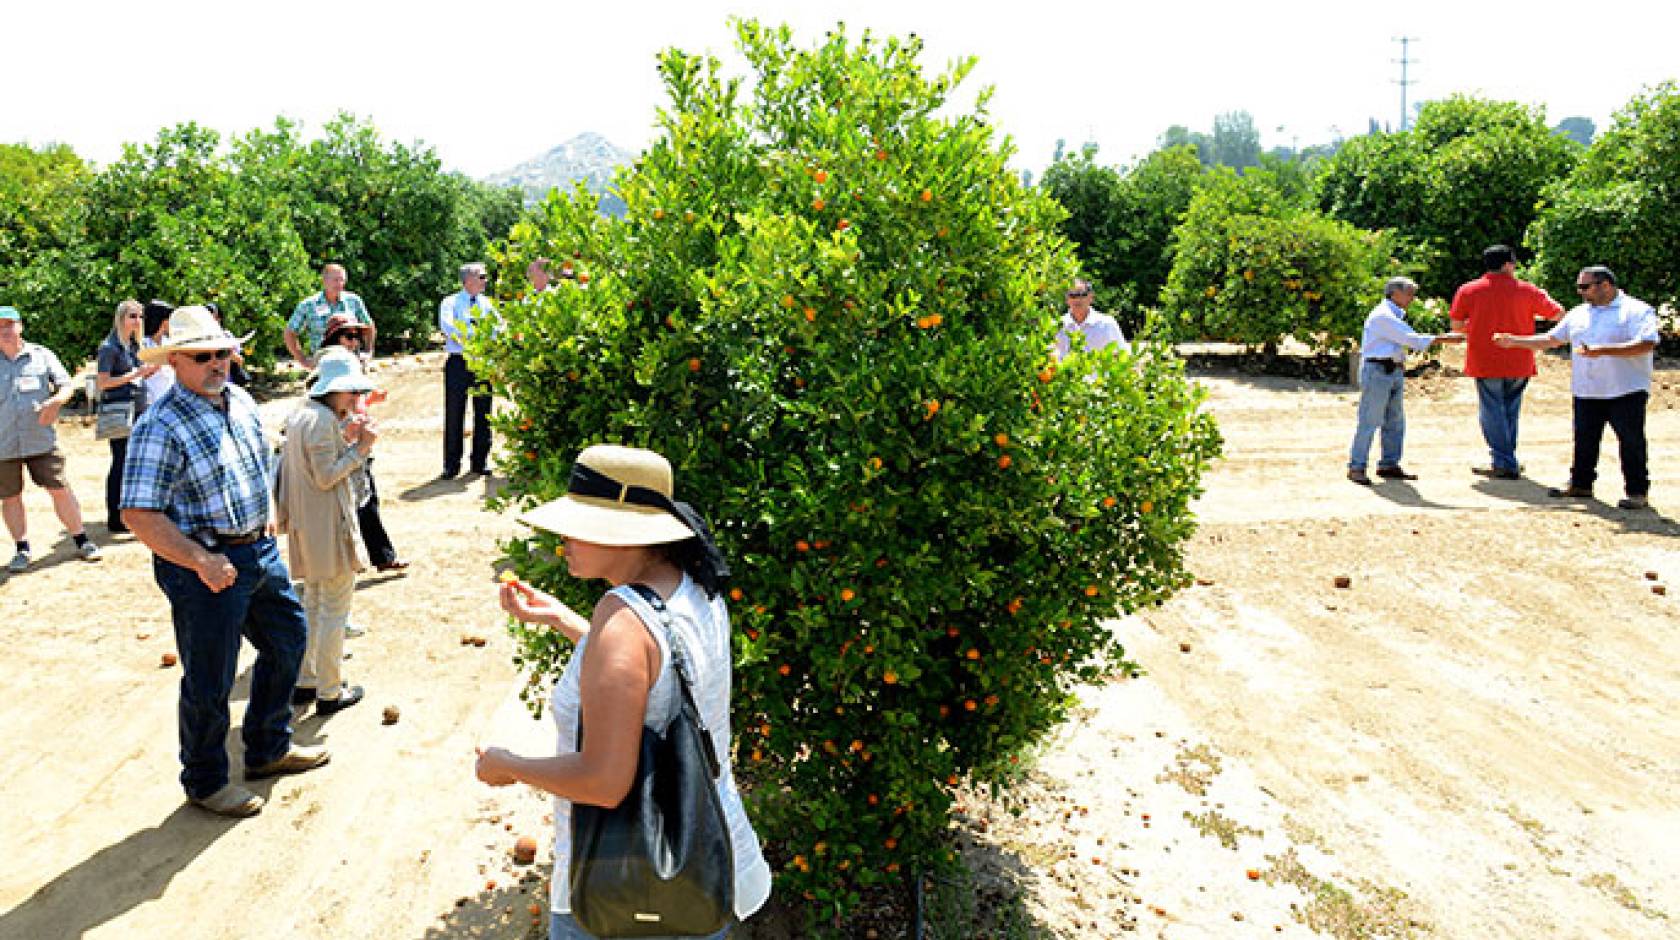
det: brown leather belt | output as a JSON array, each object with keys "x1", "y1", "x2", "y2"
[{"x1": 198, "y1": 531, "x2": 263, "y2": 549}]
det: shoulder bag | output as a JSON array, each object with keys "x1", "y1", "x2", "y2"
[
  {"x1": 570, "y1": 582, "x2": 735, "y2": 937},
  {"x1": 94, "y1": 398, "x2": 136, "y2": 441}
]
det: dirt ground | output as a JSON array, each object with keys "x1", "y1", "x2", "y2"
[{"x1": 1, "y1": 346, "x2": 1676, "y2": 939}]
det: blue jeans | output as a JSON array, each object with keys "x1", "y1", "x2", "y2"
[
  {"x1": 549, "y1": 912, "x2": 731, "y2": 940},
  {"x1": 154, "y1": 536, "x2": 307, "y2": 799},
  {"x1": 1475, "y1": 378, "x2": 1528, "y2": 472},
  {"x1": 1348, "y1": 361, "x2": 1406, "y2": 470}
]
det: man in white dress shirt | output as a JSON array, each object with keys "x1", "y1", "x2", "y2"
[
  {"x1": 1053, "y1": 279, "x2": 1130, "y2": 361},
  {"x1": 1346, "y1": 277, "x2": 1464, "y2": 485},
  {"x1": 1494, "y1": 265, "x2": 1659, "y2": 509},
  {"x1": 438, "y1": 262, "x2": 497, "y2": 479}
]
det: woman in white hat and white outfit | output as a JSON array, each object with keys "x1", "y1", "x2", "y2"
[
  {"x1": 275, "y1": 348, "x2": 376, "y2": 715},
  {"x1": 475, "y1": 444, "x2": 771, "y2": 939}
]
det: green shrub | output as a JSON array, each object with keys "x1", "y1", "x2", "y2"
[
  {"x1": 1529, "y1": 81, "x2": 1680, "y2": 310},
  {"x1": 480, "y1": 20, "x2": 1221, "y2": 925},
  {"x1": 1162, "y1": 170, "x2": 1395, "y2": 351}
]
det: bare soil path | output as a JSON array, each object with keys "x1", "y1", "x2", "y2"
[{"x1": 2, "y1": 347, "x2": 1676, "y2": 939}]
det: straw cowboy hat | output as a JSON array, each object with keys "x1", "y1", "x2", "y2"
[
  {"x1": 308, "y1": 347, "x2": 377, "y2": 397},
  {"x1": 519, "y1": 445, "x2": 698, "y2": 546},
  {"x1": 139, "y1": 305, "x2": 253, "y2": 364}
]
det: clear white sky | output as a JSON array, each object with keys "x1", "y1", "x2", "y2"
[{"x1": 7, "y1": 0, "x2": 1677, "y2": 178}]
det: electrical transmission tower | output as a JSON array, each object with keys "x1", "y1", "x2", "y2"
[{"x1": 1393, "y1": 36, "x2": 1420, "y2": 131}]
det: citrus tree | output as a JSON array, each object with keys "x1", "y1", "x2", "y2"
[
  {"x1": 479, "y1": 20, "x2": 1221, "y2": 923},
  {"x1": 1162, "y1": 168, "x2": 1395, "y2": 352},
  {"x1": 1529, "y1": 81, "x2": 1680, "y2": 311}
]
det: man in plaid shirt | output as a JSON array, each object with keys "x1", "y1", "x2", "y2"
[{"x1": 122, "y1": 306, "x2": 330, "y2": 818}]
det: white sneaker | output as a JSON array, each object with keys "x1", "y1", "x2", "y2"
[
  {"x1": 6, "y1": 551, "x2": 29, "y2": 573},
  {"x1": 344, "y1": 622, "x2": 367, "y2": 638},
  {"x1": 78, "y1": 541, "x2": 103, "y2": 561}
]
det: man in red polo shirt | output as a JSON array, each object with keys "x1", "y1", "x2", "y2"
[{"x1": 1449, "y1": 245, "x2": 1564, "y2": 479}]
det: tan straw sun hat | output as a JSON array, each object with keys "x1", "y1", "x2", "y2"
[
  {"x1": 519, "y1": 445, "x2": 698, "y2": 546},
  {"x1": 139, "y1": 305, "x2": 253, "y2": 364}
]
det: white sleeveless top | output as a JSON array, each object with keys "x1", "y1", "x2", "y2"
[{"x1": 548, "y1": 575, "x2": 773, "y2": 919}]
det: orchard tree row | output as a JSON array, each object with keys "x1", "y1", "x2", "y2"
[
  {"x1": 1045, "y1": 85, "x2": 1680, "y2": 352},
  {"x1": 0, "y1": 115, "x2": 522, "y2": 367}
]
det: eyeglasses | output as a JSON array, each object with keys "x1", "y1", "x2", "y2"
[
  {"x1": 187, "y1": 349, "x2": 234, "y2": 364},
  {"x1": 1066, "y1": 291, "x2": 1092, "y2": 299},
  {"x1": 1574, "y1": 281, "x2": 1601, "y2": 291}
]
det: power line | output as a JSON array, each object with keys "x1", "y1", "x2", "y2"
[{"x1": 1392, "y1": 36, "x2": 1420, "y2": 131}]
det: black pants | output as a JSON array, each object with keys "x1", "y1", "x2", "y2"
[
  {"x1": 1571, "y1": 391, "x2": 1649, "y2": 496},
  {"x1": 106, "y1": 436, "x2": 129, "y2": 529},
  {"x1": 443, "y1": 353, "x2": 492, "y2": 475},
  {"x1": 357, "y1": 459, "x2": 397, "y2": 566}
]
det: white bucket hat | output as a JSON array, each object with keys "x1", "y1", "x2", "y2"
[
  {"x1": 519, "y1": 445, "x2": 697, "y2": 546},
  {"x1": 308, "y1": 347, "x2": 376, "y2": 397},
  {"x1": 138, "y1": 305, "x2": 253, "y2": 364}
]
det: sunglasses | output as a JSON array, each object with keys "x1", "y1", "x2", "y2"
[
  {"x1": 187, "y1": 348, "x2": 234, "y2": 364},
  {"x1": 1066, "y1": 290, "x2": 1092, "y2": 299}
]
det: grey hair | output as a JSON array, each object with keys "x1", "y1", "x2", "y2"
[
  {"x1": 459, "y1": 262, "x2": 488, "y2": 282},
  {"x1": 1384, "y1": 276, "x2": 1418, "y2": 299}
]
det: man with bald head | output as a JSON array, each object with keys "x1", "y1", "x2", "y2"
[{"x1": 286, "y1": 263, "x2": 376, "y2": 370}]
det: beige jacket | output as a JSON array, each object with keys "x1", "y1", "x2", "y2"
[{"x1": 275, "y1": 398, "x2": 367, "y2": 580}]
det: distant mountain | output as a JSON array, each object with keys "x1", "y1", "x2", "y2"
[{"x1": 484, "y1": 132, "x2": 634, "y2": 214}]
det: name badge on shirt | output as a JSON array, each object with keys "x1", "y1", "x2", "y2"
[{"x1": 15, "y1": 375, "x2": 42, "y2": 394}]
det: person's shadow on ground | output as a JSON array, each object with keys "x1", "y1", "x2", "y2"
[
  {"x1": 1473, "y1": 477, "x2": 1680, "y2": 534},
  {"x1": 0, "y1": 805, "x2": 240, "y2": 939}
]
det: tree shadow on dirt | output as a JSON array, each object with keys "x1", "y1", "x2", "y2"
[
  {"x1": 418, "y1": 866, "x2": 550, "y2": 940},
  {"x1": 0, "y1": 805, "x2": 241, "y2": 940},
  {"x1": 1472, "y1": 477, "x2": 1680, "y2": 534}
]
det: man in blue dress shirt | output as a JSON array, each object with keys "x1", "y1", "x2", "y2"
[{"x1": 1347, "y1": 277, "x2": 1464, "y2": 485}]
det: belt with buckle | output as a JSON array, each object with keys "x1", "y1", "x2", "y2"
[
  {"x1": 1364, "y1": 358, "x2": 1401, "y2": 373},
  {"x1": 198, "y1": 531, "x2": 263, "y2": 549}
]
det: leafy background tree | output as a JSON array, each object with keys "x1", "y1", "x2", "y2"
[
  {"x1": 1529, "y1": 81, "x2": 1680, "y2": 310},
  {"x1": 482, "y1": 19, "x2": 1221, "y2": 924},
  {"x1": 1317, "y1": 95, "x2": 1579, "y2": 296},
  {"x1": 0, "y1": 116, "x2": 521, "y2": 369},
  {"x1": 1039, "y1": 143, "x2": 1203, "y2": 334},
  {"x1": 1161, "y1": 167, "x2": 1395, "y2": 352}
]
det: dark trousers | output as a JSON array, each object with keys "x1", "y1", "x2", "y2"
[
  {"x1": 443, "y1": 353, "x2": 491, "y2": 475},
  {"x1": 1571, "y1": 391, "x2": 1649, "y2": 497},
  {"x1": 357, "y1": 459, "x2": 397, "y2": 566},
  {"x1": 153, "y1": 537, "x2": 306, "y2": 799},
  {"x1": 105, "y1": 436, "x2": 129, "y2": 529}
]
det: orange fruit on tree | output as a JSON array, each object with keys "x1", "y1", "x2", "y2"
[
  {"x1": 814, "y1": 169, "x2": 829, "y2": 184},
  {"x1": 924, "y1": 399, "x2": 940, "y2": 418},
  {"x1": 965, "y1": 648, "x2": 980, "y2": 660},
  {"x1": 812, "y1": 197, "x2": 826, "y2": 211},
  {"x1": 1084, "y1": 585, "x2": 1099, "y2": 597},
  {"x1": 919, "y1": 188, "x2": 932, "y2": 202},
  {"x1": 795, "y1": 540, "x2": 810, "y2": 552},
  {"x1": 688, "y1": 358, "x2": 701, "y2": 372},
  {"x1": 1038, "y1": 368, "x2": 1054, "y2": 383},
  {"x1": 964, "y1": 699, "x2": 977, "y2": 711},
  {"x1": 883, "y1": 670, "x2": 898, "y2": 685},
  {"x1": 781, "y1": 294, "x2": 796, "y2": 308},
  {"x1": 729, "y1": 587, "x2": 743, "y2": 602},
  {"x1": 804, "y1": 307, "x2": 816, "y2": 322},
  {"x1": 576, "y1": 273, "x2": 590, "y2": 284},
  {"x1": 840, "y1": 588, "x2": 856, "y2": 602},
  {"x1": 1102, "y1": 496, "x2": 1117, "y2": 508},
  {"x1": 997, "y1": 455, "x2": 1012, "y2": 469},
  {"x1": 994, "y1": 432, "x2": 1009, "y2": 447},
  {"x1": 777, "y1": 664, "x2": 791, "y2": 676},
  {"x1": 875, "y1": 149, "x2": 888, "y2": 161},
  {"x1": 1141, "y1": 500, "x2": 1154, "y2": 514},
  {"x1": 836, "y1": 218, "x2": 850, "y2": 231},
  {"x1": 652, "y1": 208, "x2": 665, "y2": 220}
]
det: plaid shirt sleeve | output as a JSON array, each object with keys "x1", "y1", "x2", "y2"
[{"x1": 120, "y1": 408, "x2": 183, "y2": 513}]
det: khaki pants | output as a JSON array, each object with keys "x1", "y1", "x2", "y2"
[{"x1": 297, "y1": 572, "x2": 355, "y2": 698}]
